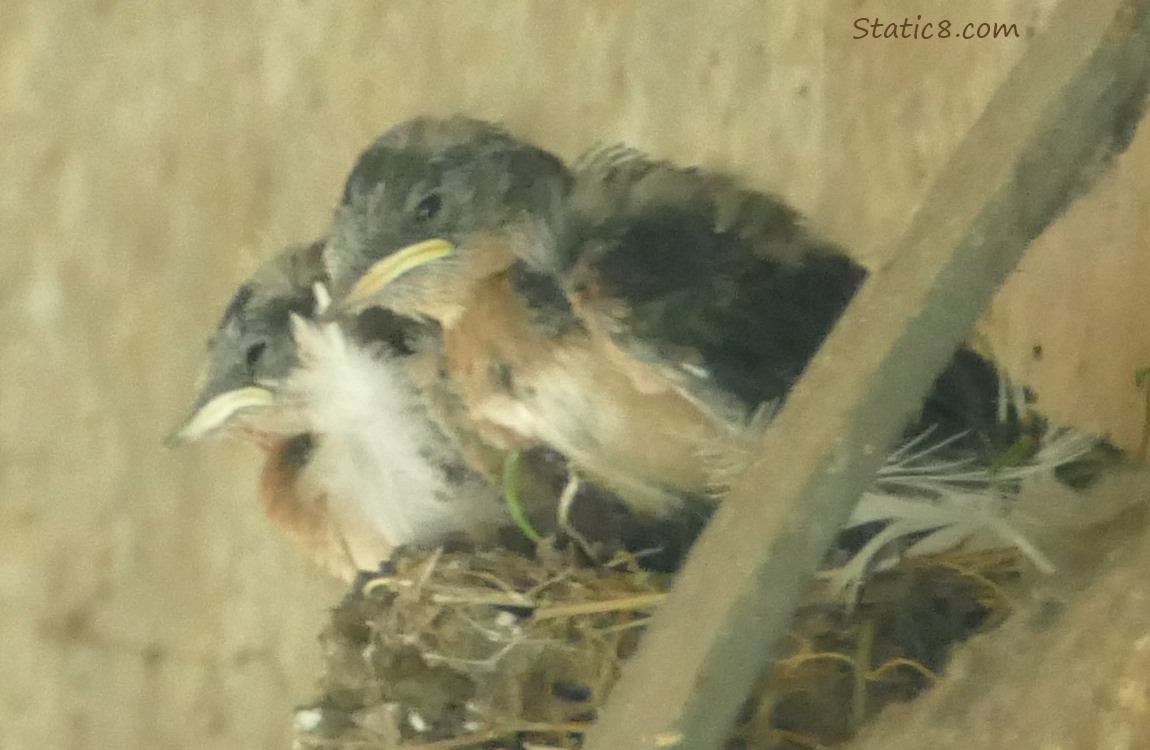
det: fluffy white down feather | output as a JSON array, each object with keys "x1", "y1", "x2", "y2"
[
  {"x1": 708, "y1": 407, "x2": 1100, "y2": 603},
  {"x1": 281, "y1": 315, "x2": 502, "y2": 556},
  {"x1": 824, "y1": 424, "x2": 1099, "y2": 601}
]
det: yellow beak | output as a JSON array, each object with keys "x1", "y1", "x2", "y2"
[
  {"x1": 166, "y1": 385, "x2": 275, "y2": 446},
  {"x1": 340, "y1": 238, "x2": 453, "y2": 312}
]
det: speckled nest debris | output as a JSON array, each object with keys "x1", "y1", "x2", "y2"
[{"x1": 293, "y1": 543, "x2": 1019, "y2": 750}]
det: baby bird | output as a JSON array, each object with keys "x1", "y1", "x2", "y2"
[
  {"x1": 168, "y1": 240, "x2": 511, "y2": 580},
  {"x1": 322, "y1": 116, "x2": 1102, "y2": 595},
  {"x1": 327, "y1": 117, "x2": 731, "y2": 514}
]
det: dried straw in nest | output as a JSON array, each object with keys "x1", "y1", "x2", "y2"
[{"x1": 293, "y1": 542, "x2": 1019, "y2": 750}]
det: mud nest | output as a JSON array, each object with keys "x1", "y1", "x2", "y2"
[{"x1": 292, "y1": 541, "x2": 1019, "y2": 750}]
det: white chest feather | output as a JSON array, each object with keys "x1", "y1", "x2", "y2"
[
  {"x1": 476, "y1": 348, "x2": 622, "y2": 460},
  {"x1": 472, "y1": 344, "x2": 724, "y2": 512},
  {"x1": 283, "y1": 319, "x2": 502, "y2": 552}
]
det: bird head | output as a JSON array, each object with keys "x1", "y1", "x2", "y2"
[
  {"x1": 327, "y1": 116, "x2": 571, "y2": 323},
  {"x1": 166, "y1": 239, "x2": 328, "y2": 446}
]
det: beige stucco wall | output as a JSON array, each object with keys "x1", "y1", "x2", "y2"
[{"x1": 2, "y1": 1, "x2": 1145, "y2": 747}]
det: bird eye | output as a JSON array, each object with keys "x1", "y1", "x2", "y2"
[
  {"x1": 414, "y1": 192, "x2": 442, "y2": 222},
  {"x1": 245, "y1": 341, "x2": 267, "y2": 369}
]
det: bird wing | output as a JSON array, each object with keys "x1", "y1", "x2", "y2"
[
  {"x1": 557, "y1": 147, "x2": 867, "y2": 423},
  {"x1": 553, "y1": 149, "x2": 1106, "y2": 593}
]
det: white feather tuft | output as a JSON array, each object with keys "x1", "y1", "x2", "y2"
[
  {"x1": 282, "y1": 318, "x2": 501, "y2": 562},
  {"x1": 825, "y1": 422, "x2": 1099, "y2": 603},
  {"x1": 312, "y1": 282, "x2": 332, "y2": 315},
  {"x1": 703, "y1": 401, "x2": 1099, "y2": 604}
]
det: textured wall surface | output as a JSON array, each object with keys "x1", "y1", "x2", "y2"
[{"x1": 1, "y1": 1, "x2": 1146, "y2": 748}]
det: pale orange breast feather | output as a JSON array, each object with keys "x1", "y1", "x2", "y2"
[{"x1": 442, "y1": 273, "x2": 736, "y2": 513}]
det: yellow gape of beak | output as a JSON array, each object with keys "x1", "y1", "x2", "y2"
[
  {"x1": 340, "y1": 239, "x2": 453, "y2": 312},
  {"x1": 166, "y1": 385, "x2": 275, "y2": 445}
]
